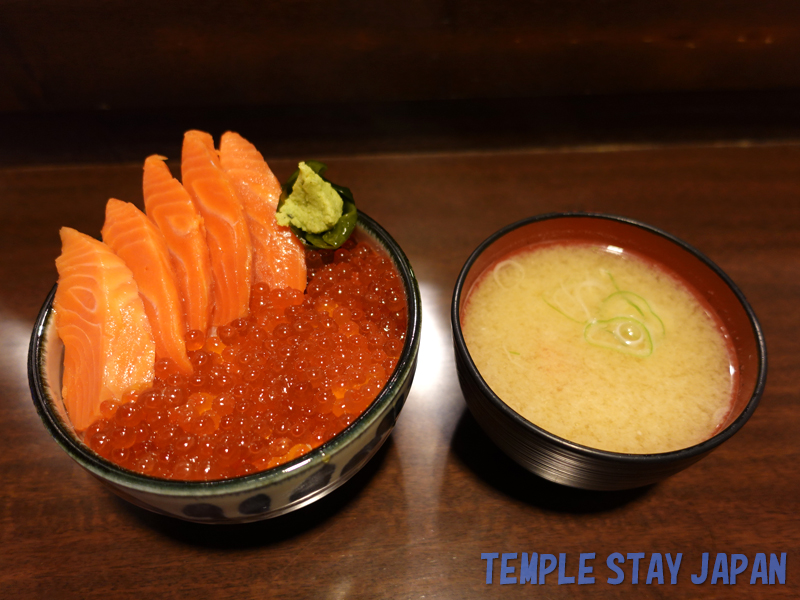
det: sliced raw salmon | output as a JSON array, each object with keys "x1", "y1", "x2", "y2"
[
  {"x1": 54, "y1": 227, "x2": 155, "y2": 431},
  {"x1": 142, "y1": 155, "x2": 213, "y2": 336},
  {"x1": 181, "y1": 130, "x2": 253, "y2": 327},
  {"x1": 219, "y1": 131, "x2": 307, "y2": 291},
  {"x1": 101, "y1": 198, "x2": 192, "y2": 374}
]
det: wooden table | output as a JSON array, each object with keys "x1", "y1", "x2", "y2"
[{"x1": 1, "y1": 125, "x2": 798, "y2": 598}]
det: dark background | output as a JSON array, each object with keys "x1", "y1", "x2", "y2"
[
  {"x1": 4, "y1": 0, "x2": 800, "y2": 164},
  {"x1": 5, "y1": 0, "x2": 800, "y2": 110}
]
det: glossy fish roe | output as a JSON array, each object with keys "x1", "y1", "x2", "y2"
[{"x1": 81, "y1": 234, "x2": 407, "y2": 481}]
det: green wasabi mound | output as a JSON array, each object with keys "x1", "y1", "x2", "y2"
[
  {"x1": 278, "y1": 160, "x2": 358, "y2": 250},
  {"x1": 276, "y1": 162, "x2": 343, "y2": 234}
]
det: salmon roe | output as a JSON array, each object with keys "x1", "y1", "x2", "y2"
[{"x1": 82, "y1": 234, "x2": 407, "y2": 481}]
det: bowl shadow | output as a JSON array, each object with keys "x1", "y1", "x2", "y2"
[
  {"x1": 116, "y1": 436, "x2": 394, "y2": 548},
  {"x1": 451, "y1": 408, "x2": 653, "y2": 513}
]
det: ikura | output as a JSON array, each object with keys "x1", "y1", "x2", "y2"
[{"x1": 82, "y1": 234, "x2": 407, "y2": 481}]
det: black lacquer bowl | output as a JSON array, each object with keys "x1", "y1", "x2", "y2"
[
  {"x1": 29, "y1": 213, "x2": 421, "y2": 523},
  {"x1": 451, "y1": 213, "x2": 767, "y2": 491}
]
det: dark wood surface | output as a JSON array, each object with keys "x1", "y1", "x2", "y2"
[{"x1": 1, "y1": 127, "x2": 798, "y2": 598}]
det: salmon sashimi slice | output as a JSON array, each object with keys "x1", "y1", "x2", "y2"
[
  {"x1": 101, "y1": 199, "x2": 193, "y2": 374},
  {"x1": 142, "y1": 155, "x2": 213, "y2": 336},
  {"x1": 219, "y1": 131, "x2": 307, "y2": 291},
  {"x1": 181, "y1": 130, "x2": 253, "y2": 327},
  {"x1": 54, "y1": 227, "x2": 156, "y2": 431}
]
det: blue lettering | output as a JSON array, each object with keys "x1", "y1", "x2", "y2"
[
  {"x1": 769, "y1": 553, "x2": 786, "y2": 584},
  {"x1": 520, "y1": 553, "x2": 538, "y2": 584},
  {"x1": 751, "y1": 553, "x2": 767, "y2": 584},
  {"x1": 711, "y1": 553, "x2": 729, "y2": 584},
  {"x1": 578, "y1": 553, "x2": 595, "y2": 584},
  {"x1": 666, "y1": 553, "x2": 682, "y2": 584},
  {"x1": 558, "y1": 553, "x2": 575, "y2": 584},
  {"x1": 500, "y1": 553, "x2": 517, "y2": 584},
  {"x1": 607, "y1": 552, "x2": 624, "y2": 585},
  {"x1": 646, "y1": 553, "x2": 664, "y2": 584},
  {"x1": 539, "y1": 554, "x2": 557, "y2": 584},
  {"x1": 628, "y1": 553, "x2": 645, "y2": 584},
  {"x1": 730, "y1": 554, "x2": 748, "y2": 584},
  {"x1": 691, "y1": 553, "x2": 709, "y2": 584},
  {"x1": 481, "y1": 553, "x2": 499, "y2": 584}
]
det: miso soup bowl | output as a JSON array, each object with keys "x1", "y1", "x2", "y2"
[
  {"x1": 29, "y1": 212, "x2": 421, "y2": 523},
  {"x1": 451, "y1": 213, "x2": 767, "y2": 491}
]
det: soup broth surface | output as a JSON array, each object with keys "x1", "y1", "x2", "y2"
[{"x1": 462, "y1": 243, "x2": 734, "y2": 454}]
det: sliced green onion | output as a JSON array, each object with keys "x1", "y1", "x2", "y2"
[
  {"x1": 599, "y1": 291, "x2": 665, "y2": 335},
  {"x1": 584, "y1": 317, "x2": 654, "y2": 357}
]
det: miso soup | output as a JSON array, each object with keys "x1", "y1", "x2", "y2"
[{"x1": 461, "y1": 243, "x2": 735, "y2": 454}]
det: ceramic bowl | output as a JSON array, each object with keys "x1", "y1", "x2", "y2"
[
  {"x1": 451, "y1": 213, "x2": 767, "y2": 491},
  {"x1": 29, "y1": 212, "x2": 421, "y2": 523}
]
